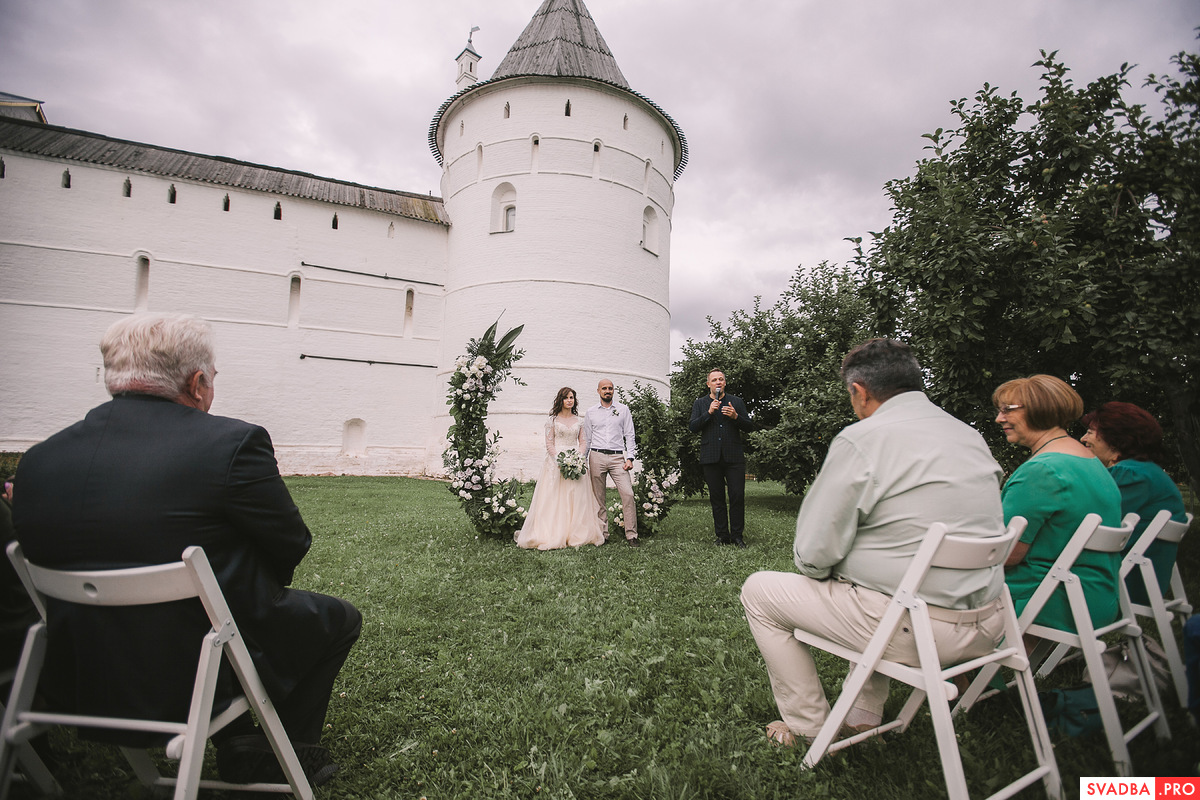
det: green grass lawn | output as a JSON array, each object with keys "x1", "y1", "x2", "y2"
[{"x1": 16, "y1": 477, "x2": 1200, "y2": 798}]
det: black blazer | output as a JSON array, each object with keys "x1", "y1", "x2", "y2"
[
  {"x1": 13, "y1": 394, "x2": 341, "y2": 737},
  {"x1": 689, "y1": 393, "x2": 752, "y2": 465}
]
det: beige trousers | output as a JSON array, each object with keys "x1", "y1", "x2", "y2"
[
  {"x1": 740, "y1": 570, "x2": 1005, "y2": 737},
  {"x1": 588, "y1": 451, "x2": 637, "y2": 540}
]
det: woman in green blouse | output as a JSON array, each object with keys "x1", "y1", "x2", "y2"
[
  {"x1": 1080, "y1": 401, "x2": 1188, "y2": 605},
  {"x1": 993, "y1": 375, "x2": 1122, "y2": 634}
]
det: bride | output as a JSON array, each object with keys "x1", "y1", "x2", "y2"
[{"x1": 515, "y1": 387, "x2": 606, "y2": 550}]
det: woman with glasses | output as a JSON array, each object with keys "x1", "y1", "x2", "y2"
[
  {"x1": 1080, "y1": 401, "x2": 1187, "y2": 605},
  {"x1": 993, "y1": 375, "x2": 1122, "y2": 634}
]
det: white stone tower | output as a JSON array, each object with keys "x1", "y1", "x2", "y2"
[{"x1": 427, "y1": 0, "x2": 688, "y2": 478}]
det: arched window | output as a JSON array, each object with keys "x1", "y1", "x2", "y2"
[
  {"x1": 123, "y1": 178, "x2": 132, "y2": 197},
  {"x1": 135, "y1": 255, "x2": 150, "y2": 310},
  {"x1": 476, "y1": 144, "x2": 484, "y2": 181},
  {"x1": 273, "y1": 202, "x2": 282, "y2": 220},
  {"x1": 341, "y1": 419, "x2": 366, "y2": 457},
  {"x1": 642, "y1": 206, "x2": 660, "y2": 255},
  {"x1": 61, "y1": 169, "x2": 71, "y2": 188},
  {"x1": 0, "y1": 158, "x2": 5, "y2": 179},
  {"x1": 404, "y1": 289, "x2": 415, "y2": 337},
  {"x1": 331, "y1": 213, "x2": 339, "y2": 230},
  {"x1": 564, "y1": 100, "x2": 571, "y2": 116},
  {"x1": 592, "y1": 141, "x2": 602, "y2": 178},
  {"x1": 531, "y1": 135, "x2": 540, "y2": 173},
  {"x1": 387, "y1": 221, "x2": 395, "y2": 239},
  {"x1": 459, "y1": 120, "x2": 465, "y2": 137},
  {"x1": 503, "y1": 102, "x2": 510, "y2": 119},
  {"x1": 491, "y1": 182, "x2": 517, "y2": 233},
  {"x1": 168, "y1": 184, "x2": 177, "y2": 204},
  {"x1": 623, "y1": 114, "x2": 629, "y2": 131},
  {"x1": 288, "y1": 275, "x2": 301, "y2": 327},
  {"x1": 222, "y1": 194, "x2": 230, "y2": 211}
]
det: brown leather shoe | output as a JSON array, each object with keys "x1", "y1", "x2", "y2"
[{"x1": 626, "y1": 537, "x2": 640, "y2": 547}]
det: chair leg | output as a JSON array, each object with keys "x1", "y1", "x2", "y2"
[
  {"x1": 1079, "y1": 636, "x2": 1133, "y2": 776},
  {"x1": 1153, "y1": 607, "x2": 1190, "y2": 708},
  {"x1": 1010, "y1": 656, "x2": 1064, "y2": 800},
  {"x1": 1125, "y1": 634, "x2": 1171, "y2": 742}
]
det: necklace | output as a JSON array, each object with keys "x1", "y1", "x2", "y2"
[{"x1": 1031, "y1": 434, "x2": 1070, "y2": 456}]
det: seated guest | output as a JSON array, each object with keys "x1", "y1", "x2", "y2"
[
  {"x1": 741, "y1": 339, "x2": 1008, "y2": 746},
  {"x1": 993, "y1": 375, "x2": 1121, "y2": 634},
  {"x1": 0, "y1": 475, "x2": 39, "y2": 670},
  {"x1": 1080, "y1": 401, "x2": 1188, "y2": 605},
  {"x1": 13, "y1": 313, "x2": 361, "y2": 786}
]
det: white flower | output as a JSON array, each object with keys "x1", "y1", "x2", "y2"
[
  {"x1": 507, "y1": 498, "x2": 516, "y2": 507},
  {"x1": 518, "y1": 507, "x2": 526, "y2": 514},
  {"x1": 458, "y1": 490, "x2": 471, "y2": 499},
  {"x1": 642, "y1": 502, "x2": 652, "y2": 510}
]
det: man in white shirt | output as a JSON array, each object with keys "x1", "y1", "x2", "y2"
[
  {"x1": 740, "y1": 338, "x2": 1007, "y2": 746},
  {"x1": 583, "y1": 378, "x2": 639, "y2": 547}
]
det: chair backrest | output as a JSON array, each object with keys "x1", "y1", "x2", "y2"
[
  {"x1": 1018, "y1": 512, "x2": 1137, "y2": 630},
  {"x1": 932, "y1": 517, "x2": 1026, "y2": 570},
  {"x1": 6, "y1": 542, "x2": 231, "y2": 635},
  {"x1": 1084, "y1": 512, "x2": 1139, "y2": 554},
  {"x1": 892, "y1": 517, "x2": 1024, "y2": 601},
  {"x1": 1154, "y1": 512, "x2": 1192, "y2": 546}
]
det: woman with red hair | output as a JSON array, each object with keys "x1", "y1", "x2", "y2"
[{"x1": 1080, "y1": 401, "x2": 1187, "y2": 604}]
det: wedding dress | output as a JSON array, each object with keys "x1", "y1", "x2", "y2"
[{"x1": 515, "y1": 414, "x2": 605, "y2": 550}]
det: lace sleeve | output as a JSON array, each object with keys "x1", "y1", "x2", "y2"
[
  {"x1": 576, "y1": 419, "x2": 588, "y2": 453},
  {"x1": 545, "y1": 416, "x2": 556, "y2": 458}
]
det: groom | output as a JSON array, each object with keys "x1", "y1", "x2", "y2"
[{"x1": 584, "y1": 379, "x2": 639, "y2": 547}]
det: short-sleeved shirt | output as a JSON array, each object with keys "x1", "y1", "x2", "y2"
[
  {"x1": 1002, "y1": 453, "x2": 1122, "y2": 632},
  {"x1": 1111, "y1": 458, "x2": 1187, "y2": 605}
]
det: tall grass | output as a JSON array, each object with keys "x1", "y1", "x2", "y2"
[{"x1": 14, "y1": 477, "x2": 1200, "y2": 798}]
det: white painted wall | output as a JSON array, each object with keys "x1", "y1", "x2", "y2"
[{"x1": 0, "y1": 153, "x2": 448, "y2": 475}]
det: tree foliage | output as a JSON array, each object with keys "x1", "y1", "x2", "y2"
[
  {"x1": 670, "y1": 262, "x2": 872, "y2": 495},
  {"x1": 854, "y1": 50, "x2": 1200, "y2": 487},
  {"x1": 612, "y1": 382, "x2": 681, "y2": 535}
]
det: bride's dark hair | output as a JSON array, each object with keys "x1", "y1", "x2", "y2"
[{"x1": 550, "y1": 386, "x2": 578, "y2": 416}]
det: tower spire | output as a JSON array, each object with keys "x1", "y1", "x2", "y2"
[{"x1": 491, "y1": 0, "x2": 628, "y2": 88}]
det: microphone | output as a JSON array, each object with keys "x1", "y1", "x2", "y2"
[{"x1": 715, "y1": 388, "x2": 724, "y2": 403}]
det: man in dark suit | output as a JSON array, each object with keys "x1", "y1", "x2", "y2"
[
  {"x1": 689, "y1": 369, "x2": 753, "y2": 547},
  {"x1": 13, "y1": 312, "x2": 361, "y2": 786}
]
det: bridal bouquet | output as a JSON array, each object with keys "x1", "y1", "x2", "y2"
[{"x1": 557, "y1": 449, "x2": 588, "y2": 481}]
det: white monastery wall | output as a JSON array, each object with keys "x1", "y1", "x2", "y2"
[
  {"x1": 0, "y1": 151, "x2": 449, "y2": 475},
  {"x1": 433, "y1": 80, "x2": 677, "y2": 478}
]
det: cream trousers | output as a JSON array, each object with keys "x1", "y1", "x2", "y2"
[{"x1": 740, "y1": 570, "x2": 1005, "y2": 737}]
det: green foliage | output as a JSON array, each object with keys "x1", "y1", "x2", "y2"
[
  {"x1": 0, "y1": 453, "x2": 20, "y2": 480},
  {"x1": 671, "y1": 262, "x2": 872, "y2": 494},
  {"x1": 442, "y1": 321, "x2": 528, "y2": 538},
  {"x1": 613, "y1": 382, "x2": 682, "y2": 535},
  {"x1": 855, "y1": 50, "x2": 1200, "y2": 484}
]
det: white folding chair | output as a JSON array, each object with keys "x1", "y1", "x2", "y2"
[
  {"x1": 959, "y1": 512, "x2": 1170, "y2": 777},
  {"x1": 1124, "y1": 510, "x2": 1194, "y2": 709},
  {"x1": 795, "y1": 518, "x2": 1062, "y2": 800},
  {"x1": 0, "y1": 669, "x2": 60, "y2": 797},
  {"x1": 0, "y1": 542, "x2": 313, "y2": 800}
]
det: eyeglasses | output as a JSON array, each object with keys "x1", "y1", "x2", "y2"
[{"x1": 995, "y1": 404, "x2": 1024, "y2": 414}]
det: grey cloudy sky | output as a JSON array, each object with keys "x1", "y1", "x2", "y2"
[{"x1": 2, "y1": 0, "x2": 1196, "y2": 364}]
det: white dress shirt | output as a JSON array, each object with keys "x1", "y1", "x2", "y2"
[{"x1": 583, "y1": 401, "x2": 637, "y2": 462}]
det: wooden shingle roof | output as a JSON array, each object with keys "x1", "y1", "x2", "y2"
[
  {"x1": 0, "y1": 116, "x2": 449, "y2": 225},
  {"x1": 491, "y1": 0, "x2": 628, "y2": 87}
]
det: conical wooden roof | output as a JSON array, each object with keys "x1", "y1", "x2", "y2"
[{"x1": 491, "y1": 0, "x2": 628, "y2": 87}]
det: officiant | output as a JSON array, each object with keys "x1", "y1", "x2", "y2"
[{"x1": 689, "y1": 369, "x2": 753, "y2": 548}]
